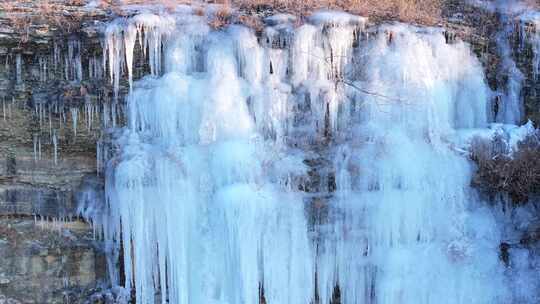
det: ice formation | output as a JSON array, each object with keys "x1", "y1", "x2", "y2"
[
  {"x1": 52, "y1": 129, "x2": 58, "y2": 165},
  {"x1": 15, "y1": 53, "x2": 22, "y2": 84},
  {"x1": 495, "y1": 27, "x2": 524, "y2": 124},
  {"x1": 469, "y1": 1, "x2": 540, "y2": 125},
  {"x1": 83, "y1": 7, "x2": 540, "y2": 304},
  {"x1": 103, "y1": 13, "x2": 175, "y2": 97},
  {"x1": 520, "y1": 12, "x2": 540, "y2": 80}
]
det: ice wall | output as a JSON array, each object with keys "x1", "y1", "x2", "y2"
[
  {"x1": 495, "y1": 27, "x2": 524, "y2": 124},
  {"x1": 91, "y1": 8, "x2": 537, "y2": 304},
  {"x1": 323, "y1": 25, "x2": 503, "y2": 304}
]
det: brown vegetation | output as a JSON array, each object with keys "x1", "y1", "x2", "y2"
[
  {"x1": 234, "y1": 0, "x2": 442, "y2": 25},
  {"x1": 470, "y1": 132, "x2": 540, "y2": 204},
  {"x1": 5, "y1": 0, "x2": 540, "y2": 30},
  {"x1": 0, "y1": 0, "x2": 447, "y2": 37},
  {"x1": 89, "y1": 0, "x2": 443, "y2": 25}
]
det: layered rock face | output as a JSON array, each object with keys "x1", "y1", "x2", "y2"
[
  {"x1": 0, "y1": 2, "x2": 113, "y2": 302},
  {"x1": 0, "y1": 217, "x2": 107, "y2": 304},
  {"x1": 0, "y1": 0, "x2": 539, "y2": 303}
]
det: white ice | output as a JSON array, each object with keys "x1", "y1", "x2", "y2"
[{"x1": 83, "y1": 8, "x2": 540, "y2": 304}]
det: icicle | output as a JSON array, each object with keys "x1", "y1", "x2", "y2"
[
  {"x1": 33, "y1": 134, "x2": 38, "y2": 161},
  {"x1": 493, "y1": 15, "x2": 524, "y2": 125},
  {"x1": 96, "y1": 139, "x2": 101, "y2": 175},
  {"x1": 68, "y1": 40, "x2": 74, "y2": 80},
  {"x1": 4, "y1": 53, "x2": 9, "y2": 73},
  {"x1": 8, "y1": 98, "x2": 12, "y2": 119},
  {"x1": 15, "y1": 53, "x2": 22, "y2": 84},
  {"x1": 38, "y1": 136, "x2": 42, "y2": 160},
  {"x1": 111, "y1": 102, "x2": 117, "y2": 127},
  {"x1": 39, "y1": 56, "x2": 48, "y2": 82},
  {"x1": 103, "y1": 101, "x2": 110, "y2": 128},
  {"x1": 86, "y1": 103, "x2": 91, "y2": 131},
  {"x1": 89, "y1": 55, "x2": 102, "y2": 79},
  {"x1": 124, "y1": 23, "x2": 137, "y2": 90},
  {"x1": 71, "y1": 107, "x2": 78, "y2": 136},
  {"x1": 75, "y1": 41, "x2": 83, "y2": 81},
  {"x1": 53, "y1": 41, "x2": 60, "y2": 70},
  {"x1": 48, "y1": 108, "x2": 52, "y2": 136},
  {"x1": 39, "y1": 103, "x2": 43, "y2": 130},
  {"x1": 52, "y1": 130, "x2": 58, "y2": 165},
  {"x1": 88, "y1": 55, "x2": 93, "y2": 79},
  {"x1": 64, "y1": 39, "x2": 84, "y2": 82},
  {"x1": 64, "y1": 55, "x2": 69, "y2": 81},
  {"x1": 104, "y1": 21, "x2": 124, "y2": 99}
]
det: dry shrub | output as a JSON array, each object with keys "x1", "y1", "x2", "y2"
[
  {"x1": 209, "y1": 3, "x2": 233, "y2": 28},
  {"x1": 236, "y1": 14, "x2": 264, "y2": 32},
  {"x1": 471, "y1": 132, "x2": 540, "y2": 204}
]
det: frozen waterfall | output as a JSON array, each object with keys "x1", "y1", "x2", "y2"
[{"x1": 88, "y1": 7, "x2": 538, "y2": 304}]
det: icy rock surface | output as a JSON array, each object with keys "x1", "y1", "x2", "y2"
[
  {"x1": 520, "y1": 11, "x2": 540, "y2": 81},
  {"x1": 86, "y1": 9, "x2": 540, "y2": 304}
]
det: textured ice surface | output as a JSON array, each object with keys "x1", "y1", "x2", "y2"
[{"x1": 85, "y1": 8, "x2": 540, "y2": 304}]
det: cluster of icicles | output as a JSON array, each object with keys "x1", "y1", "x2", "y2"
[
  {"x1": 14, "y1": 37, "x2": 118, "y2": 165},
  {"x1": 84, "y1": 7, "x2": 540, "y2": 304},
  {"x1": 3, "y1": 38, "x2": 108, "y2": 166}
]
